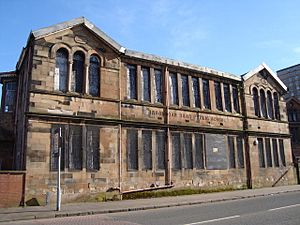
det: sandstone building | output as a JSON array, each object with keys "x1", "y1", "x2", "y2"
[{"x1": 0, "y1": 17, "x2": 297, "y2": 204}]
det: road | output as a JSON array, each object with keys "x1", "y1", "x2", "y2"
[{"x1": 4, "y1": 191, "x2": 300, "y2": 225}]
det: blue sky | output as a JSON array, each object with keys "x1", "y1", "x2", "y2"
[{"x1": 1, "y1": 0, "x2": 300, "y2": 99}]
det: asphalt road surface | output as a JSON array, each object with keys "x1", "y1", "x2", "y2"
[{"x1": 4, "y1": 191, "x2": 300, "y2": 225}]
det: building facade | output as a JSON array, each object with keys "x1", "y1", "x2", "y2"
[
  {"x1": 278, "y1": 64, "x2": 300, "y2": 100},
  {"x1": 0, "y1": 17, "x2": 297, "y2": 204}
]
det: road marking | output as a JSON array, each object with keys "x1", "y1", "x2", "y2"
[
  {"x1": 268, "y1": 203, "x2": 300, "y2": 212},
  {"x1": 183, "y1": 215, "x2": 240, "y2": 225}
]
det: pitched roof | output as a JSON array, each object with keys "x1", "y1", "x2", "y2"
[{"x1": 242, "y1": 62, "x2": 287, "y2": 91}]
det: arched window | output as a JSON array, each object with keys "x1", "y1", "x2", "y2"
[
  {"x1": 267, "y1": 91, "x2": 274, "y2": 119},
  {"x1": 260, "y1": 89, "x2": 267, "y2": 118},
  {"x1": 72, "y1": 51, "x2": 85, "y2": 93},
  {"x1": 55, "y1": 48, "x2": 68, "y2": 92},
  {"x1": 273, "y1": 92, "x2": 280, "y2": 120},
  {"x1": 89, "y1": 55, "x2": 100, "y2": 97},
  {"x1": 253, "y1": 87, "x2": 260, "y2": 117}
]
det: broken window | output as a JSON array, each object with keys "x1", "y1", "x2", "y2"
[
  {"x1": 202, "y1": 79, "x2": 211, "y2": 109},
  {"x1": 142, "y1": 130, "x2": 152, "y2": 170},
  {"x1": 192, "y1": 77, "x2": 200, "y2": 108},
  {"x1": 279, "y1": 139, "x2": 286, "y2": 166},
  {"x1": 267, "y1": 91, "x2": 274, "y2": 119},
  {"x1": 228, "y1": 136, "x2": 236, "y2": 168},
  {"x1": 171, "y1": 132, "x2": 181, "y2": 170},
  {"x1": 141, "y1": 67, "x2": 151, "y2": 102},
  {"x1": 232, "y1": 85, "x2": 240, "y2": 113},
  {"x1": 3, "y1": 81, "x2": 16, "y2": 112},
  {"x1": 154, "y1": 69, "x2": 163, "y2": 103},
  {"x1": 69, "y1": 125, "x2": 83, "y2": 170},
  {"x1": 89, "y1": 55, "x2": 100, "y2": 97},
  {"x1": 86, "y1": 126, "x2": 100, "y2": 171},
  {"x1": 195, "y1": 133, "x2": 204, "y2": 169},
  {"x1": 265, "y1": 138, "x2": 272, "y2": 167},
  {"x1": 169, "y1": 72, "x2": 179, "y2": 105},
  {"x1": 237, "y1": 136, "x2": 244, "y2": 168},
  {"x1": 127, "y1": 129, "x2": 138, "y2": 170},
  {"x1": 183, "y1": 133, "x2": 193, "y2": 169},
  {"x1": 55, "y1": 48, "x2": 68, "y2": 92},
  {"x1": 273, "y1": 92, "x2": 280, "y2": 120},
  {"x1": 223, "y1": 83, "x2": 231, "y2": 112},
  {"x1": 258, "y1": 138, "x2": 265, "y2": 168},
  {"x1": 156, "y1": 130, "x2": 166, "y2": 170},
  {"x1": 272, "y1": 139, "x2": 279, "y2": 167},
  {"x1": 50, "y1": 125, "x2": 65, "y2": 171},
  {"x1": 253, "y1": 87, "x2": 260, "y2": 117},
  {"x1": 72, "y1": 51, "x2": 85, "y2": 93},
  {"x1": 214, "y1": 81, "x2": 223, "y2": 111},
  {"x1": 260, "y1": 89, "x2": 267, "y2": 118},
  {"x1": 127, "y1": 64, "x2": 137, "y2": 99},
  {"x1": 181, "y1": 75, "x2": 190, "y2": 107}
]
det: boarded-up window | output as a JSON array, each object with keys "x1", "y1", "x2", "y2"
[
  {"x1": 89, "y1": 55, "x2": 100, "y2": 97},
  {"x1": 253, "y1": 88, "x2": 260, "y2": 117},
  {"x1": 260, "y1": 90, "x2": 267, "y2": 118},
  {"x1": 55, "y1": 48, "x2": 68, "y2": 92},
  {"x1": 181, "y1": 75, "x2": 190, "y2": 107},
  {"x1": 141, "y1": 67, "x2": 151, "y2": 102},
  {"x1": 183, "y1": 133, "x2": 193, "y2": 169},
  {"x1": 223, "y1": 83, "x2": 231, "y2": 112},
  {"x1": 50, "y1": 125, "x2": 65, "y2": 171},
  {"x1": 267, "y1": 91, "x2": 274, "y2": 119},
  {"x1": 156, "y1": 131, "x2": 166, "y2": 170},
  {"x1": 279, "y1": 139, "x2": 286, "y2": 166},
  {"x1": 195, "y1": 133, "x2": 204, "y2": 169},
  {"x1": 192, "y1": 77, "x2": 200, "y2": 108},
  {"x1": 202, "y1": 79, "x2": 211, "y2": 109},
  {"x1": 69, "y1": 125, "x2": 82, "y2": 170},
  {"x1": 215, "y1": 81, "x2": 223, "y2": 111},
  {"x1": 142, "y1": 130, "x2": 152, "y2": 170},
  {"x1": 169, "y1": 72, "x2": 179, "y2": 105},
  {"x1": 86, "y1": 126, "x2": 100, "y2": 171},
  {"x1": 154, "y1": 69, "x2": 163, "y2": 103},
  {"x1": 228, "y1": 136, "x2": 235, "y2": 168},
  {"x1": 127, "y1": 129, "x2": 138, "y2": 170},
  {"x1": 3, "y1": 81, "x2": 16, "y2": 112},
  {"x1": 258, "y1": 138, "x2": 265, "y2": 168},
  {"x1": 237, "y1": 136, "x2": 244, "y2": 168},
  {"x1": 272, "y1": 139, "x2": 279, "y2": 167},
  {"x1": 274, "y1": 92, "x2": 280, "y2": 120},
  {"x1": 265, "y1": 138, "x2": 272, "y2": 167},
  {"x1": 232, "y1": 85, "x2": 240, "y2": 113},
  {"x1": 127, "y1": 64, "x2": 137, "y2": 99},
  {"x1": 171, "y1": 132, "x2": 181, "y2": 170},
  {"x1": 73, "y1": 51, "x2": 85, "y2": 94}
]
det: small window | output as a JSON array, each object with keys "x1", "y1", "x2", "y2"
[
  {"x1": 267, "y1": 91, "x2": 274, "y2": 119},
  {"x1": 141, "y1": 67, "x2": 151, "y2": 102},
  {"x1": 156, "y1": 131, "x2": 166, "y2": 170},
  {"x1": 183, "y1": 133, "x2": 193, "y2": 169},
  {"x1": 142, "y1": 130, "x2": 152, "y2": 170},
  {"x1": 88, "y1": 55, "x2": 100, "y2": 97},
  {"x1": 169, "y1": 72, "x2": 179, "y2": 105},
  {"x1": 127, "y1": 129, "x2": 138, "y2": 170},
  {"x1": 181, "y1": 75, "x2": 190, "y2": 107},
  {"x1": 260, "y1": 90, "x2": 267, "y2": 118},
  {"x1": 272, "y1": 139, "x2": 279, "y2": 167},
  {"x1": 279, "y1": 139, "x2": 286, "y2": 166},
  {"x1": 253, "y1": 88, "x2": 260, "y2": 117},
  {"x1": 202, "y1": 79, "x2": 211, "y2": 109},
  {"x1": 154, "y1": 69, "x2": 163, "y2": 103},
  {"x1": 55, "y1": 48, "x2": 68, "y2": 92},
  {"x1": 214, "y1": 81, "x2": 223, "y2": 111},
  {"x1": 86, "y1": 126, "x2": 100, "y2": 171},
  {"x1": 223, "y1": 83, "x2": 231, "y2": 112},
  {"x1": 228, "y1": 136, "x2": 236, "y2": 168},
  {"x1": 171, "y1": 132, "x2": 181, "y2": 170},
  {"x1": 127, "y1": 64, "x2": 137, "y2": 100},
  {"x1": 195, "y1": 133, "x2": 204, "y2": 169},
  {"x1": 258, "y1": 138, "x2": 265, "y2": 168},
  {"x1": 232, "y1": 85, "x2": 240, "y2": 113},
  {"x1": 192, "y1": 77, "x2": 200, "y2": 108},
  {"x1": 265, "y1": 138, "x2": 272, "y2": 167},
  {"x1": 273, "y1": 92, "x2": 280, "y2": 120}
]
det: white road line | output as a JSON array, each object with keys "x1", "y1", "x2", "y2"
[
  {"x1": 268, "y1": 203, "x2": 300, "y2": 212},
  {"x1": 183, "y1": 215, "x2": 241, "y2": 225}
]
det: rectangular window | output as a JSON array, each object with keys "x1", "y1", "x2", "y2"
[
  {"x1": 228, "y1": 136, "x2": 236, "y2": 168},
  {"x1": 86, "y1": 126, "x2": 100, "y2": 171},
  {"x1": 272, "y1": 139, "x2": 279, "y2": 167},
  {"x1": 237, "y1": 136, "x2": 244, "y2": 168},
  {"x1": 142, "y1": 130, "x2": 152, "y2": 170},
  {"x1": 214, "y1": 81, "x2": 223, "y2": 111},
  {"x1": 202, "y1": 79, "x2": 211, "y2": 109},
  {"x1": 69, "y1": 125, "x2": 83, "y2": 170},
  {"x1": 4, "y1": 81, "x2": 16, "y2": 112},
  {"x1": 279, "y1": 139, "x2": 286, "y2": 166},
  {"x1": 154, "y1": 69, "x2": 163, "y2": 103},
  {"x1": 195, "y1": 133, "x2": 204, "y2": 169},
  {"x1": 169, "y1": 73, "x2": 179, "y2": 105},
  {"x1": 171, "y1": 132, "x2": 181, "y2": 170},
  {"x1": 232, "y1": 85, "x2": 240, "y2": 113},
  {"x1": 192, "y1": 77, "x2": 200, "y2": 108},
  {"x1": 156, "y1": 131, "x2": 166, "y2": 170},
  {"x1": 50, "y1": 125, "x2": 65, "y2": 171},
  {"x1": 258, "y1": 138, "x2": 265, "y2": 168},
  {"x1": 127, "y1": 129, "x2": 138, "y2": 170},
  {"x1": 127, "y1": 64, "x2": 137, "y2": 99},
  {"x1": 141, "y1": 67, "x2": 151, "y2": 102},
  {"x1": 183, "y1": 133, "x2": 193, "y2": 169},
  {"x1": 181, "y1": 75, "x2": 190, "y2": 107},
  {"x1": 223, "y1": 83, "x2": 232, "y2": 112},
  {"x1": 265, "y1": 138, "x2": 272, "y2": 167}
]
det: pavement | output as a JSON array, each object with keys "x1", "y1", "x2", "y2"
[{"x1": 0, "y1": 185, "x2": 300, "y2": 223}]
